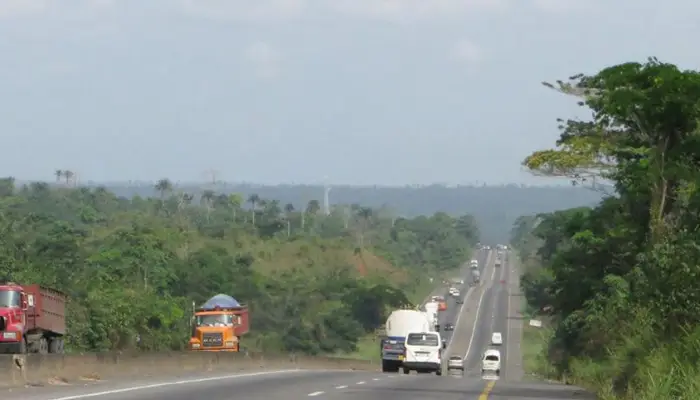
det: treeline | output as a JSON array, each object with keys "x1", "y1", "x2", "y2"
[
  {"x1": 511, "y1": 58, "x2": 700, "y2": 399},
  {"x1": 73, "y1": 181, "x2": 602, "y2": 244},
  {"x1": 0, "y1": 177, "x2": 478, "y2": 355}
]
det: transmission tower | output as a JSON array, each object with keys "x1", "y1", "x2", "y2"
[{"x1": 323, "y1": 176, "x2": 331, "y2": 216}]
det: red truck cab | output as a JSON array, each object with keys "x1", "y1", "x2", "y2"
[{"x1": 0, "y1": 283, "x2": 66, "y2": 354}]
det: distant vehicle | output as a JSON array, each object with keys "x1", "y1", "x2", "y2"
[
  {"x1": 470, "y1": 259, "x2": 478, "y2": 268},
  {"x1": 447, "y1": 355, "x2": 464, "y2": 370},
  {"x1": 444, "y1": 323, "x2": 454, "y2": 331},
  {"x1": 456, "y1": 298, "x2": 463, "y2": 305},
  {"x1": 403, "y1": 332, "x2": 443, "y2": 375},
  {"x1": 495, "y1": 258, "x2": 502, "y2": 267},
  {"x1": 472, "y1": 269, "x2": 481, "y2": 284},
  {"x1": 491, "y1": 332, "x2": 503, "y2": 346},
  {"x1": 482, "y1": 349, "x2": 501, "y2": 375}
]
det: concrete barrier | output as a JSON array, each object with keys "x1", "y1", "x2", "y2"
[{"x1": 0, "y1": 351, "x2": 375, "y2": 388}]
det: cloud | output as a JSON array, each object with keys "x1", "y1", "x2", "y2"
[
  {"x1": 327, "y1": 0, "x2": 510, "y2": 22},
  {"x1": 1, "y1": 0, "x2": 511, "y2": 22},
  {"x1": 531, "y1": 0, "x2": 593, "y2": 14},
  {"x1": 450, "y1": 39, "x2": 483, "y2": 65},
  {"x1": 244, "y1": 41, "x2": 282, "y2": 79},
  {"x1": 0, "y1": 0, "x2": 48, "y2": 18},
  {"x1": 178, "y1": 0, "x2": 306, "y2": 22}
]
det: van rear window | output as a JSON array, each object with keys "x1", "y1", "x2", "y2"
[
  {"x1": 407, "y1": 333, "x2": 439, "y2": 346},
  {"x1": 485, "y1": 355, "x2": 499, "y2": 361}
]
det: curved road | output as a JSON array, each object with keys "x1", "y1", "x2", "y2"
[{"x1": 17, "y1": 249, "x2": 595, "y2": 400}]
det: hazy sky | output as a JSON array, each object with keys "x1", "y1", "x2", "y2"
[{"x1": 1, "y1": 0, "x2": 697, "y2": 185}]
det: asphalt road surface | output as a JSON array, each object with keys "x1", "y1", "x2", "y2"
[{"x1": 16, "y1": 249, "x2": 595, "y2": 400}]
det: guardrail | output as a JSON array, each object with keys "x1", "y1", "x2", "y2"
[{"x1": 0, "y1": 350, "x2": 377, "y2": 388}]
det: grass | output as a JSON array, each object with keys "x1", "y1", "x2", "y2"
[
  {"x1": 520, "y1": 323, "x2": 557, "y2": 382},
  {"x1": 334, "y1": 333, "x2": 381, "y2": 362}
]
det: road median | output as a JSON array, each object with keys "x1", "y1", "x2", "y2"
[{"x1": 0, "y1": 351, "x2": 377, "y2": 388}]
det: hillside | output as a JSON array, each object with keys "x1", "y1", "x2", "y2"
[
  {"x1": 66, "y1": 181, "x2": 603, "y2": 244},
  {"x1": 0, "y1": 177, "x2": 478, "y2": 355}
]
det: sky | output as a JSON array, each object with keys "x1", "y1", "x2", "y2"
[{"x1": 1, "y1": 0, "x2": 698, "y2": 185}]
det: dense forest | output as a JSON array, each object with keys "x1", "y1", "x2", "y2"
[
  {"x1": 0, "y1": 176, "x2": 479, "y2": 355},
  {"x1": 511, "y1": 59, "x2": 700, "y2": 399},
  {"x1": 43, "y1": 180, "x2": 603, "y2": 246}
]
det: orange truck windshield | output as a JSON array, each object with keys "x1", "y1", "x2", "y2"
[{"x1": 195, "y1": 314, "x2": 238, "y2": 327}]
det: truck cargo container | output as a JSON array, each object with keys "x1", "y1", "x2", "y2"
[
  {"x1": 0, "y1": 282, "x2": 66, "y2": 354},
  {"x1": 189, "y1": 294, "x2": 249, "y2": 352},
  {"x1": 380, "y1": 309, "x2": 431, "y2": 373}
]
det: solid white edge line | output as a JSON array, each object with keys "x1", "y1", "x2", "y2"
[
  {"x1": 47, "y1": 369, "x2": 303, "y2": 400},
  {"x1": 464, "y1": 251, "x2": 493, "y2": 360}
]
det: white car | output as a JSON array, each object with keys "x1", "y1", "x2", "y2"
[
  {"x1": 447, "y1": 355, "x2": 464, "y2": 370},
  {"x1": 481, "y1": 349, "x2": 501, "y2": 375},
  {"x1": 491, "y1": 332, "x2": 503, "y2": 346}
]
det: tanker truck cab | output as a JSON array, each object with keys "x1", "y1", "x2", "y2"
[{"x1": 402, "y1": 332, "x2": 443, "y2": 375}]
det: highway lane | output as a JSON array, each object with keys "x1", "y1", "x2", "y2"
[
  {"x1": 19, "y1": 248, "x2": 594, "y2": 400},
  {"x1": 437, "y1": 247, "x2": 490, "y2": 347}
]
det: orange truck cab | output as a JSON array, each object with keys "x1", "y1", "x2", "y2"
[
  {"x1": 189, "y1": 294, "x2": 249, "y2": 352},
  {"x1": 431, "y1": 296, "x2": 447, "y2": 311}
]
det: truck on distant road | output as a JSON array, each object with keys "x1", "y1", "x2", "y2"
[
  {"x1": 189, "y1": 294, "x2": 249, "y2": 352},
  {"x1": 380, "y1": 309, "x2": 432, "y2": 372},
  {"x1": 0, "y1": 282, "x2": 66, "y2": 354},
  {"x1": 472, "y1": 269, "x2": 481, "y2": 284}
]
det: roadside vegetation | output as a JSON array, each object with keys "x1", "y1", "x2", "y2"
[
  {"x1": 511, "y1": 58, "x2": 700, "y2": 399},
  {"x1": 0, "y1": 177, "x2": 478, "y2": 356}
]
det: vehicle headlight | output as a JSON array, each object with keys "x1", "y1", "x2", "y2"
[
  {"x1": 2, "y1": 332, "x2": 17, "y2": 340},
  {"x1": 225, "y1": 341, "x2": 234, "y2": 347}
]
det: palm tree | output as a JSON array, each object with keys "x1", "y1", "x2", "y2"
[
  {"x1": 63, "y1": 170, "x2": 74, "y2": 187},
  {"x1": 284, "y1": 203, "x2": 295, "y2": 237},
  {"x1": 54, "y1": 169, "x2": 62, "y2": 184},
  {"x1": 154, "y1": 178, "x2": 173, "y2": 199},
  {"x1": 247, "y1": 194, "x2": 260, "y2": 225}
]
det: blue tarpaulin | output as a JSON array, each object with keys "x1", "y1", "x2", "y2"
[{"x1": 200, "y1": 294, "x2": 241, "y2": 309}]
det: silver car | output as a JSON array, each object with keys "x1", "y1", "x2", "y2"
[{"x1": 447, "y1": 355, "x2": 464, "y2": 370}]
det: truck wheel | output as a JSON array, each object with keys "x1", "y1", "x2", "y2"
[
  {"x1": 49, "y1": 338, "x2": 64, "y2": 354},
  {"x1": 38, "y1": 337, "x2": 49, "y2": 354},
  {"x1": 403, "y1": 368, "x2": 410, "y2": 375},
  {"x1": 436, "y1": 369, "x2": 442, "y2": 376}
]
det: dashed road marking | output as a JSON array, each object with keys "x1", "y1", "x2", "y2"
[
  {"x1": 357, "y1": 381, "x2": 366, "y2": 385},
  {"x1": 308, "y1": 391, "x2": 325, "y2": 396},
  {"x1": 335, "y1": 385, "x2": 348, "y2": 389}
]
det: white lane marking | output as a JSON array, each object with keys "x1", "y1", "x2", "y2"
[
  {"x1": 464, "y1": 261, "x2": 492, "y2": 360},
  {"x1": 445, "y1": 251, "x2": 491, "y2": 354},
  {"x1": 372, "y1": 378, "x2": 380, "y2": 381},
  {"x1": 308, "y1": 391, "x2": 325, "y2": 396},
  {"x1": 46, "y1": 370, "x2": 303, "y2": 400},
  {"x1": 357, "y1": 381, "x2": 366, "y2": 384},
  {"x1": 336, "y1": 385, "x2": 348, "y2": 389}
]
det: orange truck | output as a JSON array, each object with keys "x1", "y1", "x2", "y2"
[
  {"x1": 431, "y1": 296, "x2": 448, "y2": 311},
  {"x1": 189, "y1": 294, "x2": 249, "y2": 352},
  {"x1": 0, "y1": 282, "x2": 66, "y2": 354}
]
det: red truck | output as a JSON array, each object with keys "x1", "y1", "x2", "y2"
[{"x1": 0, "y1": 282, "x2": 66, "y2": 354}]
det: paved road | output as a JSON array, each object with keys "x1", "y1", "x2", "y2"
[{"x1": 14, "y1": 249, "x2": 595, "y2": 400}]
